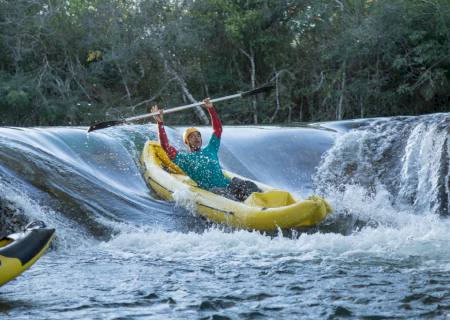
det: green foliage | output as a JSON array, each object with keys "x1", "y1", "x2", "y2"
[
  {"x1": 0, "y1": 0, "x2": 448, "y2": 126},
  {"x1": 0, "y1": 73, "x2": 37, "y2": 125},
  {"x1": 6, "y1": 90, "x2": 29, "y2": 109}
]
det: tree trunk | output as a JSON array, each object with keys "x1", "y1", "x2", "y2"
[
  {"x1": 269, "y1": 69, "x2": 296, "y2": 123},
  {"x1": 270, "y1": 71, "x2": 281, "y2": 123},
  {"x1": 240, "y1": 47, "x2": 257, "y2": 124},
  {"x1": 161, "y1": 54, "x2": 209, "y2": 124},
  {"x1": 299, "y1": 97, "x2": 304, "y2": 122},
  {"x1": 116, "y1": 63, "x2": 131, "y2": 102},
  {"x1": 337, "y1": 61, "x2": 346, "y2": 120},
  {"x1": 179, "y1": 81, "x2": 210, "y2": 125}
]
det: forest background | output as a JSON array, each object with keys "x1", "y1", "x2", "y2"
[{"x1": 1, "y1": 0, "x2": 449, "y2": 126}]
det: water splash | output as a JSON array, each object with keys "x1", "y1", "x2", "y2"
[
  {"x1": 102, "y1": 213, "x2": 450, "y2": 265},
  {"x1": 314, "y1": 113, "x2": 450, "y2": 217},
  {"x1": 0, "y1": 176, "x2": 89, "y2": 248},
  {"x1": 172, "y1": 184, "x2": 197, "y2": 214}
]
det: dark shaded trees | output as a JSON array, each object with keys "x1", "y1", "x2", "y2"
[{"x1": 0, "y1": 0, "x2": 448, "y2": 126}]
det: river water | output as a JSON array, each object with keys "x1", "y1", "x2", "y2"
[{"x1": 0, "y1": 113, "x2": 449, "y2": 319}]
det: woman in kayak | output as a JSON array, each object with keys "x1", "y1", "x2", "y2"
[{"x1": 151, "y1": 98, "x2": 260, "y2": 201}]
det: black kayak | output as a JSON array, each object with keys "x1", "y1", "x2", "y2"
[{"x1": 0, "y1": 221, "x2": 55, "y2": 287}]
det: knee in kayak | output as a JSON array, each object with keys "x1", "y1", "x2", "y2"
[{"x1": 226, "y1": 177, "x2": 262, "y2": 202}]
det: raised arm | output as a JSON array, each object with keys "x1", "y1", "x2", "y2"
[
  {"x1": 203, "y1": 98, "x2": 222, "y2": 138},
  {"x1": 151, "y1": 105, "x2": 178, "y2": 160}
]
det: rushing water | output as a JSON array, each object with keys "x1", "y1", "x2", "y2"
[{"x1": 0, "y1": 113, "x2": 449, "y2": 319}]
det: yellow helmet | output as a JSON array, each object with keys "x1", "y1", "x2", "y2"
[{"x1": 183, "y1": 127, "x2": 200, "y2": 145}]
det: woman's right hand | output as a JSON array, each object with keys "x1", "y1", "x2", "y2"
[{"x1": 150, "y1": 105, "x2": 164, "y2": 123}]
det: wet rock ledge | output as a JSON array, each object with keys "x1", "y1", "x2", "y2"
[{"x1": 0, "y1": 199, "x2": 28, "y2": 237}]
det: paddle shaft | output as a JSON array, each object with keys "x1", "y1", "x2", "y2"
[
  {"x1": 125, "y1": 93, "x2": 241, "y2": 122},
  {"x1": 87, "y1": 83, "x2": 274, "y2": 132}
]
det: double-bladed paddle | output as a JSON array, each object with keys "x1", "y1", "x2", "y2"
[{"x1": 87, "y1": 84, "x2": 274, "y2": 132}]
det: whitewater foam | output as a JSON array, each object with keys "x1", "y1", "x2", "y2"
[
  {"x1": 314, "y1": 113, "x2": 450, "y2": 216},
  {"x1": 102, "y1": 207, "x2": 450, "y2": 268},
  {"x1": 0, "y1": 179, "x2": 89, "y2": 248}
]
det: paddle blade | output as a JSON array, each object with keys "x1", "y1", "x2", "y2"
[
  {"x1": 87, "y1": 120, "x2": 125, "y2": 132},
  {"x1": 241, "y1": 83, "x2": 275, "y2": 98}
]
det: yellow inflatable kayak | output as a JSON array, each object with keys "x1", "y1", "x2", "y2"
[
  {"x1": 141, "y1": 141, "x2": 332, "y2": 230},
  {"x1": 0, "y1": 221, "x2": 55, "y2": 287}
]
